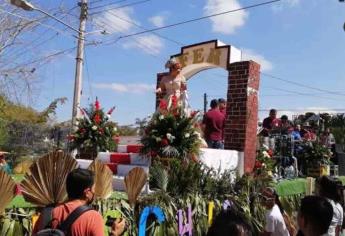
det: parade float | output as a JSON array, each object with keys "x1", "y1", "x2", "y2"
[{"x1": 1, "y1": 40, "x2": 344, "y2": 236}]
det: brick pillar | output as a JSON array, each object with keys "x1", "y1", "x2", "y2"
[
  {"x1": 224, "y1": 61, "x2": 260, "y2": 173},
  {"x1": 156, "y1": 72, "x2": 169, "y2": 108}
]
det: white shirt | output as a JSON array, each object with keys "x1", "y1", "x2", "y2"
[
  {"x1": 265, "y1": 204, "x2": 290, "y2": 236},
  {"x1": 323, "y1": 199, "x2": 344, "y2": 236}
]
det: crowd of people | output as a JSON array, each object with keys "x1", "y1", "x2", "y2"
[
  {"x1": 208, "y1": 176, "x2": 344, "y2": 236},
  {"x1": 30, "y1": 167, "x2": 345, "y2": 236},
  {"x1": 261, "y1": 109, "x2": 335, "y2": 149},
  {"x1": 259, "y1": 109, "x2": 337, "y2": 177}
]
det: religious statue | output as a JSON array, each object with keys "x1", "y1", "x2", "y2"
[{"x1": 156, "y1": 58, "x2": 190, "y2": 115}]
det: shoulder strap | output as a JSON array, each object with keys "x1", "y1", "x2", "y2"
[
  {"x1": 39, "y1": 206, "x2": 55, "y2": 230},
  {"x1": 58, "y1": 205, "x2": 93, "y2": 233}
]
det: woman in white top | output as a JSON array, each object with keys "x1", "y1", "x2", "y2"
[{"x1": 317, "y1": 176, "x2": 344, "y2": 236}]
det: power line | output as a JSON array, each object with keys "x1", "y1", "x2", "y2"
[
  {"x1": 102, "y1": 10, "x2": 184, "y2": 46},
  {"x1": 261, "y1": 72, "x2": 345, "y2": 97},
  {"x1": 104, "y1": 0, "x2": 281, "y2": 41},
  {"x1": 1, "y1": 46, "x2": 77, "y2": 73},
  {"x1": 0, "y1": 6, "x2": 80, "y2": 69},
  {"x1": 89, "y1": 0, "x2": 151, "y2": 15},
  {"x1": 89, "y1": 0, "x2": 127, "y2": 10},
  {"x1": 211, "y1": 72, "x2": 345, "y2": 99},
  {"x1": 259, "y1": 86, "x2": 345, "y2": 101},
  {"x1": 91, "y1": 16, "x2": 165, "y2": 60},
  {"x1": 0, "y1": 7, "x2": 78, "y2": 39}
]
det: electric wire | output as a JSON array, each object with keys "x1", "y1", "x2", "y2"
[
  {"x1": 89, "y1": 0, "x2": 151, "y2": 15},
  {"x1": 102, "y1": 10, "x2": 184, "y2": 46},
  {"x1": 103, "y1": 0, "x2": 281, "y2": 43}
]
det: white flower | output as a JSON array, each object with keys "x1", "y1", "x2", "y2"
[
  {"x1": 184, "y1": 133, "x2": 190, "y2": 138},
  {"x1": 159, "y1": 115, "x2": 164, "y2": 120},
  {"x1": 166, "y1": 133, "x2": 175, "y2": 141},
  {"x1": 107, "y1": 114, "x2": 111, "y2": 119},
  {"x1": 75, "y1": 121, "x2": 79, "y2": 126},
  {"x1": 155, "y1": 137, "x2": 162, "y2": 142},
  {"x1": 92, "y1": 125, "x2": 97, "y2": 130},
  {"x1": 262, "y1": 151, "x2": 270, "y2": 158},
  {"x1": 113, "y1": 127, "x2": 118, "y2": 132}
]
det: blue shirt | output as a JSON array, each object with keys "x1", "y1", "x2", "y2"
[{"x1": 291, "y1": 131, "x2": 301, "y2": 140}]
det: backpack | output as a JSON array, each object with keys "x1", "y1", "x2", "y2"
[{"x1": 36, "y1": 205, "x2": 92, "y2": 236}]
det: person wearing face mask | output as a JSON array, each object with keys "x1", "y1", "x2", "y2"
[{"x1": 33, "y1": 168, "x2": 126, "y2": 236}]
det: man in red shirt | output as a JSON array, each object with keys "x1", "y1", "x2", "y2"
[
  {"x1": 262, "y1": 109, "x2": 281, "y2": 137},
  {"x1": 218, "y1": 98, "x2": 227, "y2": 116},
  {"x1": 33, "y1": 168, "x2": 125, "y2": 236},
  {"x1": 203, "y1": 99, "x2": 225, "y2": 149}
]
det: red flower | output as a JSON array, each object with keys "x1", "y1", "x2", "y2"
[
  {"x1": 268, "y1": 149, "x2": 273, "y2": 157},
  {"x1": 190, "y1": 110, "x2": 198, "y2": 118},
  {"x1": 254, "y1": 160, "x2": 262, "y2": 169},
  {"x1": 94, "y1": 114, "x2": 101, "y2": 124},
  {"x1": 95, "y1": 97, "x2": 100, "y2": 111},
  {"x1": 150, "y1": 151, "x2": 158, "y2": 157},
  {"x1": 171, "y1": 95, "x2": 177, "y2": 108},
  {"x1": 98, "y1": 128, "x2": 104, "y2": 134},
  {"x1": 161, "y1": 138, "x2": 169, "y2": 146},
  {"x1": 159, "y1": 99, "x2": 167, "y2": 110},
  {"x1": 78, "y1": 128, "x2": 85, "y2": 133},
  {"x1": 67, "y1": 134, "x2": 75, "y2": 141},
  {"x1": 107, "y1": 106, "x2": 116, "y2": 115}
]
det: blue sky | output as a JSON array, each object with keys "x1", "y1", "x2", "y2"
[{"x1": 7, "y1": 0, "x2": 345, "y2": 124}]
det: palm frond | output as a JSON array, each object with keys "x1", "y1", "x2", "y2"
[
  {"x1": 21, "y1": 151, "x2": 77, "y2": 207},
  {"x1": 124, "y1": 167, "x2": 147, "y2": 207},
  {"x1": 88, "y1": 160, "x2": 113, "y2": 199},
  {"x1": 0, "y1": 170, "x2": 16, "y2": 214}
]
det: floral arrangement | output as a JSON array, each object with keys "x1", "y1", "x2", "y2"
[
  {"x1": 68, "y1": 98, "x2": 118, "y2": 152},
  {"x1": 140, "y1": 107, "x2": 202, "y2": 160},
  {"x1": 254, "y1": 147, "x2": 275, "y2": 175}
]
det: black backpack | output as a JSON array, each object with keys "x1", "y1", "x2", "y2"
[{"x1": 36, "y1": 205, "x2": 92, "y2": 236}]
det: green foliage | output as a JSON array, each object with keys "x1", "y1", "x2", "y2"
[
  {"x1": 299, "y1": 143, "x2": 332, "y2": 166},
  {"x1": 149, "y1": 160, "x2": 233, "y2": 199},
  {"x1": 140, "y1": 111, "x2": 201, "y2": 160},
  {"x1": 69, "y1": 99, "x2": 118, "y2": 152},
  {"x1": 0, "y1": 208, "x2": 35, "y2": 236}
]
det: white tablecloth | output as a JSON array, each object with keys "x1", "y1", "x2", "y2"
[{"x1": 199, "y1": 148, "x2": 243, "y2": 175}]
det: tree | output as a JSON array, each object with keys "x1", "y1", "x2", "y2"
[{"x1": 0, "y1": 2, "x2": 75, "y2": 103}]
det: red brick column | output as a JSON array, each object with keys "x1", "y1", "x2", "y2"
[
  {"x1": 224, "y1": 61, "x2": 260, "y2": 173},
  {"x1": 156, "y1": 72, "x2": 169, "y2": 108}
]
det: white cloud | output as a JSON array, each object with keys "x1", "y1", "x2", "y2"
[
  {"x1": 242, "y1": 49, "x2": 273, "y2": 72},
  {"x1": 203, "y1": 0, "x2": 248, "y2": 34},
  {"x1": 93, "y1": 83, "x2": 155, "y2": 94},
  {"x1": 93, "y1": 7, "x2": 138, "y2": 34},
  {"x1": 149, "y1": 15, "x2": 165, "y2": 27},
  {"x1": 271, "y1": 0, "x2": 300, "y2": 12},
  {"x1": 122, "y1": 35, "x2": 164, "y2": 55}
]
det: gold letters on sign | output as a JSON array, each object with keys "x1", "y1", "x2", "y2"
[{"x1": 177, "y1": 48, "x2": 222, "y2": 68}]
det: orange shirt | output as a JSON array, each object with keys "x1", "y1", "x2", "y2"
[{"x1": 33, "y1": 201, "x2": 105, "y2": 236}]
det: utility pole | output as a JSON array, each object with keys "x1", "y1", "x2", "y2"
[
  {"x1": 203, "y1": 93, "x2": 208, "y2": 113},
  {"x1": 72, "y1": 0, "x2": 88, "y2": 128}
]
